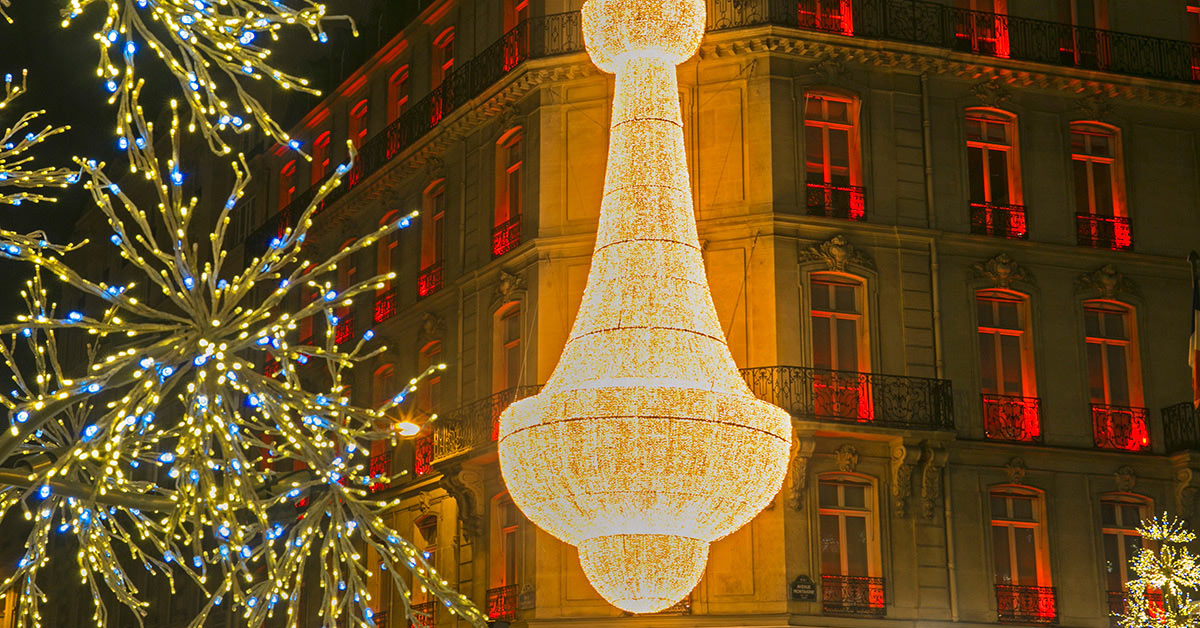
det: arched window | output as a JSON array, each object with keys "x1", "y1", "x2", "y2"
[
  {"x1": 388, "y1": 66, "x2": 410, "y2": 122},
  {"x1": 488, "y1": 494, "x2": 522, "y2": 620},
  {"x1": 965, "y1": 108, "x2": 1024, "y2": 238},
  {"x1": 349, "y1": 99, "x2": 369, "y2": 149},
  {"x1": 493, "y1": 128, "x2": 523, "y2": 257},
  {"x1": 1071, "y1": 123, "x2": 1130, "y2": 250},
  {"x1": 977, "y1": 289, "x2": 1039, "y2": 442},
  {"x1": 803, "y1": 92, "x2": 863, "y2": 220},
  {"x1": 433, "y1": 28, "x2": 455, "y2": 86},
  {"x1": 809, "y1": 272, "x2": 870, "y2": 421},
  {"x1": 418, "y1": 341, "x2": 442, "y2": 416},
  {"x1": 312, "y1": 131, "x2": 332, "y2": 184},
  {"x1": 1099, "y1": 494, "x2": 1151, "y2": 608},
  {"x1": 418, "y1": 181, "x2": 446, "y2": 298},
  {"x1": 278, "y1": 160, "x2": 296, "y2": 209},
  {"x1": 990, "y1": 486, "x2": 1056, "y2": 622},
  {"x1": 1084, "y1": 301, "x2": 1147, "y2": 451},
  {"x1": 374, "y1": 211, "x2": 400, "y2": 323},
  {"x1": 818, "y1": 474, "x2": 884, "y2": 614},
  {"x1": 954, "y1": 0, "x2": 1010, "y2": 58}
]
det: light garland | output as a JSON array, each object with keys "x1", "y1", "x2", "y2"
[
  {"x1": 497, "y1": 0, "x2": 791, "y2": 614},
  {"x1": 1117, "y1": 515, "x2": 1200, "y2": 628},
  {"x1": 0, "y1": 99, "x2": 488, "y2": 628},
  {"x1": 0, "y1": 70, "x2": 74, "y2": 205}
]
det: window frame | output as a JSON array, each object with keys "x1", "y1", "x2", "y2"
[
  {"x1": 278, "y1": 160, "x2": 297, "y2": 209},
  {"x1": 1082, "y1": 300, "x2": 1142, "y2": 407},
  {"x1": 492, "y1": 494, "x2": 522, "y2": 588},
  {"x1": 495, "y1": 303, "x2": 523, "y2": 393},
  {"x1": 816, "y1": 473, "x2": 882, "y2": 579},
  {"x1": 1069, "y1": 122, "x2": 1125, "y2": 218},
  {"x1": 1098, "y1": 494, "x2": 1151, "y2": 593},
  {"x1": 808, "y1": 272, "x2": 869, "y2": 373},
  {"x1": 803, "y1": 91, "x2": 862, "y2": 188},
  {"x1": 388, "y1": 65, "x2": 410, "y2": 122},
  {"x1": 495, "y1": 127, "x2": 524, "y2": 227},
  {"x1": 349, "y1": 99, "x2": 370, "y2": 149},
  {"x1": 312, "y1": 131, "x2": 332, "y2": 185},
  {"x1": 433, "y1": 27, "x2": 455, "y2": 86},
  {"x1": 989, "y1": 485, "x2": 1052, "y2": 588},
  {"x1": 964, "y1": 108, "x2": 1022, "y2": 207},
  {"x1": 975, "y1": 289, "x2": 1036, "y2": 397},
  {"x1": 421, "y1": 180, "x2": 447, "y2": 270},
  {"x1": 955, "y1": 0, "x2": 1010, "y2": 57}
]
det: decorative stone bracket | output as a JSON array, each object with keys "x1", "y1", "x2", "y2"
[
  {"x1": 441, "y1": 463, "x2": 486, "y2": 543},
  {"x1": 890, "y1": 442, "x2": 917, "y2": 517},
  {"x1": 789, "y1": 432, "x2": 817, "y2": 510},
  {"x1": 919, "y1": 441, "x2": 948, "y2": 520}
]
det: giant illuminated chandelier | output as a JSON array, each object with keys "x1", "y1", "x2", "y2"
[{"x1": 496, "y1": 0, "x2": 792, "y2": 614}]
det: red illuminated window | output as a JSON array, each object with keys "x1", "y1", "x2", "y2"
[
  {"x1": 312, "y1": 131, "x2": 332, "y2": 185},
  {"x1": 349, "y1": 99, "x2": 369, "y2": 149},
  {"x1": 1189, "y1": 5, "x2": 1200, "y2": 80},
  {"x1": 978, "y1": 291, "x2": 1040, "y2": 442},
  {"x1": 1085, "y1": 302, "x2": 1148, "y2": 450},
  {"x1": 810, "y1": 273, "x2": 871, "y2": 421},
  {"x1": 1056, "y1": 0, "x2": 1110, "y2": 69},
  {"x1": 433, "y1": 28, "x2": 455, "y2": 86},
  {"x1": 966, "y1": 109, "x2": 1020, "y2": 204},
  {"x1": 418, "y1": 181, "x2": 446, "y2": 298},
  {"x1": 278, "y1": 160, "x2": 296, "y2": 210},
  {"x1": 1072, "y1": 123, "x2": 1130, "y2": 250},
  {"x1": 413, "y1": 434, "x2": 433, "y2": 476},
  {"x1": 991, "y1": 489, "x2": 1056, "y2": 623},
  {"x1": 388, "y1": 66, "x2": 410, "y2": 123},
  {"x1": 798, "y1": 0, "x2": 853, "y2": 35},
  {"x1": 503, "y1": 0, "x2": 531, "y2": 71},
  {"x1": 805, "y1": 93, "x2": 864, "y2": 220},
  {"x1": 494, "y1": 128, "x2": 523, "y2": 257},
  {"x1": 955, "y1": 0, "x2": 1010, "y2": 58}
]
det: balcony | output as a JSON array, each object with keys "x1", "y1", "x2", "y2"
[
  {"x1": 334, "y1": 316, "x2": 354, "y2": 345},
  {"x1": 1163, "y1": 402, "x2": 1200, "y2": 453},
  {"x1": 806, "y1": 180, "x2": 866, "y2": 221},
  {"x1": 1107, "y1": 589, "x2": 1163, "y2": 624},
  {"x1": 970, "y1": 202, "x2": 1028, "y2": 240},
  {"x1": 373, "y1": 289, "x2": 396, "y2": 323},
  {"x1": 983, "y1": 394, "x2": 1042, "y2": 443},
  {"x1": 822, "y1": 575, "x2": 885, "y2": 617},
  {"x1": 997, "y1": 584, "x2": 1057, "y2": 624},
  {"x1": 486, "y1": 584, "x2": 518, "y2": 621},
  {"x1": 492, "y1": 216, "x2": 522, "y2": 258},
  {"x1": 417, "y1": 262, "x2": 444, "y2": 298},
  {"x1": 1076, "y1": 214, "x2": 1133, "y2": 251},
  {"x1": 1091, "y1": 403, "x2": 1150, "y2": 451},
  {"x1": 368, "y1": 451, "x2": 392, "y2": 493},
  {"x1": 410, "y1": 601, "x2": 435, "y2": 628},
  {"x1": 740, "y1": 366, "x2": 954, "y2": 430},
  {"x1": 431, "y1": 386, "x2": 543, "y2": 463}
]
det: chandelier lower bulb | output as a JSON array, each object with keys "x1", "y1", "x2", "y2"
[{"x1": 497, "y1": 0, "x2": 792, "y2": 614}]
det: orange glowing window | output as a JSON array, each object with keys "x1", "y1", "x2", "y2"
[
  {"x1": 434, "y1": 28, "x2": 455, "y2": 86},
  {"x1": 388, "y1": 66, "x2": 410, "y2": 122},
  {"x1": 810, "y1": 273, "x2": 870, "y2": 422},
  {"x1": 312, "y1": 131, "x2": 332, "y2": 185},
  {"x1": 955, "y1": 0, "x2": 1010, "y2": 58},
  {"x1": 804, "y1": 93, "x2": 864, "y2": 220},
  {"x1": 1071, "y1": 123, "x2": 1124, "y2": 218},
  {"x1": 977, "y1": 291, "x2": 1040, "y2": 442},
  {"x1": 349, "y1": 99, "x2": 369, "y2": 149},
  {"x1": 966, "y1": 109, "x2": 1020, "y2": 207},
  {"x1": 422, "y1": 181, "x2": 446, "y2": 269},
  {"x1": 278, "y1": 160, "x2": 297, "y2": 209},
  {"x1": 1084, "y1": 302, "x2": 1139, "y2": 407}
]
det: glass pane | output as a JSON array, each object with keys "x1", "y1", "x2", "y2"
[
  {"x1": 991, "y1": 495, "x2": 1008, "y2": 518},
  {"x1": 978, "y1": 298, "x2": 994, "y2": 327},
  {"x1": 829, "y1": 128, "x2": 850, "y2": 170},
  {"x1": 997, "y1": 301, "x2": 1020, "y2": 329},
  {"x1": 806, "y1": 125, "x2": 826, "y2": 177},
  {"x1": 1012, "y1": 497, "x2": 1035, "y2": 521},
  {"x1": 1000, "y1": 335, "x2": 1024, "y2": 395},
  {"x1": 507, "y1": 345, "x2": 522, "y2": 389},
  {"x1": 1093, "y1": 162, "x2": 1114, "y2": 215},
  {"x1": 988, "y1": 149, "x2": 1010, "y2": 204},
  {"x1": 843, "y1": 484, "x2": 866, "y2": 509},
  {"x1": 1120, "y1": 505, "x2": 1141, "y2": 528},
  {"x1": 967, "y1": 118, "x2": 983, "y2": 141},
  {"x1": 819, "y1": 482, "x2": 838, "y2": 507},
  {"x1": 812, "y1": 283, "x2": 831, "y2": 312},
  {"x1": 812, "y1": 316, "x2": 832, "y2": 370},
  {"x1": 1122, "y1": 534, "x2": 1143, "y2": 582},
  {"x1": 836, "y1": 318, "x2": 859, "y2": 372},
  {"x1": 1103, "y1": 532, "x2": 1122, "y2": 590},
  {"x1": 979, "y1": 332, "x2": 998, "y2": 394},
  {"x1": 805, "y1": 96, "x2": 823, "y2": 118},
  {"x1": 1070, "y1": 130, "x2": 1085, "y2": 152},
  {"x1": 834, "y1": 285, "x2": 857, "y2": 313},
  {"x1": 988, "y1": 120, "x2": 1008, "y2": 144},
  {"x1": 1074, "y1": 160, "x2": 1091, "y2": 213},
  {"x1": 845, "y1": 515, "x2": 869, "y2": 576},
  {"x1": 1104, "y1": 312, "x2": 1126, "y2": 340},
  {"x1": 1106, "y1": 344, "x2": 1129, "y2": 405},
  {"x1": 968, "y1": 147, "x2": 986, "y2": 203},
  {"x1": 993, "y1": 525, "x2": 1013, "y2": 584},
  {"x1": 1014, "y1": 527, "x2": 1038, "y2": 585},
  {"x1": 820, "y1": 514, "x2": 842, "y2": 574},
  {"x1": 1101, "y1": 502, "x2": 1116, "y2": 526},
  {"x1": 827, "y1": 100, "x2": 849, "y2": 123},
  {"x1": 505, "y1": 530, "x2": 518, "y2": 584},
  {"x1": 1087, "y1": 343, "x2": 1106, "y2": 402},
  {"x1": 1091, "y1": 133, "x2": 1110, "y2": 156},
  {"x1": 1085, "y1": 310, "x2": 1102, "y2": 336}
]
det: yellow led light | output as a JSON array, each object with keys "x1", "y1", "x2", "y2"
[{"x1": 497, "y1": 0, "x2": 790, "y2": 615}]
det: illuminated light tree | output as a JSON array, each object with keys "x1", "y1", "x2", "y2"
[
  {"x1": 496, "y1": 0, "x2": 792, "y2": 615},
  {"x1": 0, "y1": 70, "x2": 75, "y2": 205},
  {"x1": 1117, "y1": 515, "x2": 1200, "y2": 628},
  {"x1": 0, "y1": 96, "x2": 489, "y2": 628}
]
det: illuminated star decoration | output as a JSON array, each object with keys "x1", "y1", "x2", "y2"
[
  {"x1": 60, "y1": 0, "x2": 354, "y2": 155},
  {"x1": 0, "y1": 100, "x2": 487, "y2": 628},
  {"x1": 1118, "y1": 514, "x2": 1200, "y2": 628},
  {"x1": 0, "y1": 70, "x2": 75, "y2": 205}
]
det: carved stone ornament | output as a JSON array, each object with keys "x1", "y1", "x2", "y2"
[
  {"x1": 1114, "y1": 466, "x2": 1137, "y2": 493},
  {"x1": 494, "y1": 269, "x2": 527, "y2": 305},
  {"x1": 801, "y1": 235, "x2": 874, "y2": 272},
  {"x1": 920, "y1": 441, "x2": 949, "y2": 519},
  {"x1": 413, "y1": 491, "x2": 434, "y2": 516},
  {"x1": 790, "y1": 434, "x2": 817, "y2": 510},
  {"x1": 425, "y1": 155, "x2": 446, "y2": 181},
  {"x1": 1176, "y1": 468, "x2": 1199, "y2": 522},
  {"x1": 890, "y1": 443, "x2": 917, "y2": 518},
  {"x1": 1073, "y1": 92, "x2": 1113, "y2": 121},
  {"x1": 973, "y1": 253, "x2": 1031, "y2": 289},
  {"x1": 442, "y1": 465, "x2": 485, "y2": 543},
  {"x1": 417, "y1": 311, "x2": 446, "y2": 346},
  {"x1": 808, "y1": 54, "x2": 847, "y2": 83},
  {"x1": 494, "y1": 107, "x2": 521, "y2": 139},
  {"x1": 835, "y1": 444, "x2": 860, "y2": 473},
  {"x1": 1076, "y1": 264, "x2": 1138, "y2": 298},
  {"x1": 1005, "y1": 457, "x2": 1026, "y2": 484},
  {"x1": 972, "y1": 77, "x2": 1012, "y2": 108}
]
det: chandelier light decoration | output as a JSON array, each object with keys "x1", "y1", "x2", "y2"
[{"x1": 497, "y1": 0, "x2": 792, "y2": 614}]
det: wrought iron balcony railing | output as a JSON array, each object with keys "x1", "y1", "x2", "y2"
[
  {"x1": 372, "y1": 610, "x2": 389, "y2": 628},
  {"x1": 368, "y1": 451, "x2": 392, "y2": 493},
  {"x1": 740, "y1": 366, "x2": 954, "y2": 430},
  {"x1": 983, "y1": 393, "x2": 1042, "y2": 443},
  {"x1": 970, "y1": 202, "x2": 1028, "y2": 239},
  {"x1": 806, "y1": 180, "x2": 866, "y2": 220},
  {"x1": 1163, "y1": 402, "x2": 1200, "y2": 453},
  {"x1": 413, "y1": 435, "x2": 433, "y2": 476},
  {"x1": 1092, "y1": 403, "x2": 1150, "y2": 451},
  {"x1": 373, "y1": 289, "x2": 396, "y2": 323},
  {"x1": 822, "y1": 575, "x2": 886, "y2": 616},
  {"x1": 410, "y1": 601, "x2": 435, "y2": 628},
  {"x1": 1076, "y1": 213, "x2": 1133, "y2": 251},
  {"x1": 334, "y1": 315, "x2": 354, "y2": 345},
  {"x1": 1107, "y1": 589, "x2": 1163, "y2": 624},
  {"x1": 486, "y1": 584, "x2": 519, "y2": 621},
  {"x1": 417, "y1": 262, "x2": 444, "y2": 298},
  {"x1": 431, "y1": 386, "x2": 543, "y2": 463},
  {"x1": 997, "y1": 584, "x2": 1058, "y2": 624},
  {"x1": 492, "y1": 215, "x2": 522, "y2": 258}
]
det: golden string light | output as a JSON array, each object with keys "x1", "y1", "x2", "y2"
[
  {"x1": 0, "y1": 98, "x2": 487, "y2": 628},
  {"x1": 1117, "y1": 515, "x2": 1200, "y2": 628},
  {"x1": 497, "y1": 0, "x2": 792, "y2": 614},
  {"x1": 0, "y1": 70, "x2": 74, "y2": 205}
]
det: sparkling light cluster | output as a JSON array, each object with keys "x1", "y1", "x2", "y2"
[
  {"x1": 54, "y1": 0, "x2": 352, "y2": 154},
  {"x1": 0, "y1": 100, "x2": 487, "y2": 628},
  {"x1": 0, "y1": 70, "x2": 74, "y2": 205},
  {"x1": 496, "y1": 0, "x2": 791, "y2": 614},
  {"x1": 1118, "y1": 515, "x2": 1200, "y2": 628}
]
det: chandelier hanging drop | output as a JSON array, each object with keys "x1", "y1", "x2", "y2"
[{"x1": 497, "y1": 0, "x2": 792, "y2": 614}]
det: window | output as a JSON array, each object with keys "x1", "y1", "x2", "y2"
[
  {"x1": 498, "y1": 496, "x2": 520, "y2": 585},
  {"x1": 349, "y1": 99, "x2": 369, "y2": 149},
  {"x1": 798, "y1": 0, "x2": 853, "y2": 35},
  {"x1": 418, "y1": 182, "x2": 446, "y2": 297},
  {"x1": 433, "y1": 28, "x2": 455, "y2": 86},
  {"x1": 1101, "y1": 498, "x2": 1148, "y2": 595},
  {"x1": 804, "y1": 93, "x2": 863, "y2": 220},
  {"x1": 312, "y1": 131, "x2": 332, "y2": 185},
  {"x1": 955, "y1": 0, "x2": 1010, "y2": 58},
  {"x1": 504, "y1": 0, "x2": 529, "y2": 31},
  {"x1": 413, "y1": 516, "x2": 438, "y2": 604},
  {"x1": 1189, "y1": 5, "x2": 1200, "y2": 80},
  {"x1": 369, "y1": 364, "x2": 395, "y2": 491},
  {"x1": 810, "y1": 273, "x2": 870, "y2": 421},
  {"x1": 418, "y1": 341, "x2": 442, "y2": 416},
  {"x1": 388, "y1": 66, "x2": 410, "y2": 122},
  {"x1": 965, "y1": 109, "x2": 1025, "y2": 238},
  {"x1": 1072, "y1": 123, "x2": 1130, "y2": 250},
  {"x1": 487, "y1": 496, "x2": 521, "y2": 620},
  {"x1": 335, "y1": 243, "x2": 356, "y2": 344},
  {"x1": 494, "y1": 128, "x2": 523, "y2": 257},
  {"x1": 1056, "y1": 0, "x2": 1109, "y2": 68},
  {"x1": 298, "y1": 286, "x2": 317, "y2": 344},
  {"x1": 818, "y1": 475, "x2": 884, "y2": 615},
  {"x1": 374, "y1": 211, "x2": 400, "y2": 322},
  {"x1": 977, "y1": 291, "x2": 1039, "y2": 442},
  {"x1": 498, "y1": 306, "x2": 522, "y2": 392},
  {"x1": 991, "y1": 488, "x2": 1056, "y2": 623},
  {"x1": 279, "y1": 160, "x2": 297, "y2": 210},
  {"x1": 1085, "y1": 302, "x2": 1148, "y2": 450}
]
